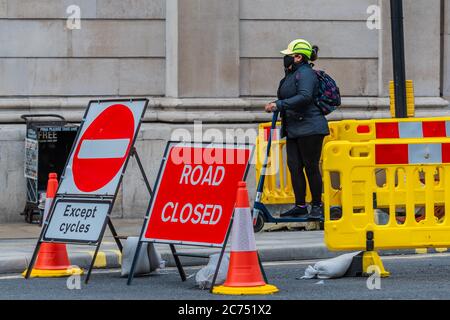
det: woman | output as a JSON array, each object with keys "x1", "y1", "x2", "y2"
[{"x1": 264, "y1": 39, "x2": 329, "y2": 220}]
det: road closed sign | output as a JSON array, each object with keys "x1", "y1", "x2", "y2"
[
  {"x1": 44, "y1": 199, "x2": 111, "y2": 243},
  {"x1": 141, "y1": 142, "x2": 254, "y2": 247},
  {"x1": 58, "y1": 99, "x2": 148, "y2": 196}
]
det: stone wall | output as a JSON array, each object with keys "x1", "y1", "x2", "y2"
[
  {"x1": 0, "y1": 0, "x2": 446, "y2": 100},
  {"x1": 171, "y1": 0, "x2": 240, "y2": 98},
  {"x1": 380, "y1": 0, "x2": 442, "y2": 97},
  {"x1": 239, "y1": 0, "x2": 379, "y2": 97},
  {"x1": 0, "y1": 0, "x2": 166, "y2": 96}
]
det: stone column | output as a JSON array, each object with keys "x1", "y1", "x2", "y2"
[
  {"x1": 379, "y1": 0, "x2": 442, "y2": 97},
  {"x1": 443, "y1": 0, "x2": 450, "y2": 97},
  {"x1": 165, "y1": 0, "x2": 240, "y2": 98}
]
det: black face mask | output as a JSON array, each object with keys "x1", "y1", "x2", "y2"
[{"x1": 283, "y1": 55, "x2": 295, "y2": 69}]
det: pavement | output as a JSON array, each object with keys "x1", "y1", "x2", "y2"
[{"x1": 0, "y1": 219, "x2": 449, "y2": 275}]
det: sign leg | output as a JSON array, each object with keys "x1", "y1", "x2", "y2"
[
  {"x1": 84, "y1": 215, "x2": 110, "y2": 285},
  {"x1": 132, "y1": 149, "x2": 153, "y2": 197},
  {"x1": 170, "y1": 244, "x2": 187, "y2": 281},
  {"x1": 126, "y1": 148, "x2": 155, "y2": 286},
  {"x1": 209, "y1": 218, "x2": 233, "y2": 293},
  {"x1": 85, "y1": 241, "x2": 101, "y2": 284},
  {"x1": 257, "y1": 252, "x2": 268, "y2": 283},
  {"x1": 24, "y1": 240, "x2": 42, "y2": 279},
  {"x1": 127, "y1": 239, "x2": 144, "y2": 285},
  {"x1": 107, "y1": 218, "x2": 123, "y2": 252}
]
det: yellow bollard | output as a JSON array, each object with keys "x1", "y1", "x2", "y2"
[{"x1": 389, "y1": 80, "x2": 415, "y2": 118}]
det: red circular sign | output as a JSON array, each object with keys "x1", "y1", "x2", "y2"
[{"x1": 73, "y1": 104, "x2": 135, "y2": 192}]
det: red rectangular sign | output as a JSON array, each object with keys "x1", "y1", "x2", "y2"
[{"x1": 141, "y1": 142, "x2": 253, "y2": 246}]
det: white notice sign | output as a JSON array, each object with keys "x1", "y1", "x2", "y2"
[{"x1": 44, "y1": 199, "x2": 111, "y2": 243}]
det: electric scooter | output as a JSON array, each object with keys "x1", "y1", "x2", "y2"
[{"x1": 252, "y1": 111, "x2": 339, "y2": 232}]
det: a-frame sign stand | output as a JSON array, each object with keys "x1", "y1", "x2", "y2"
[
  {"x1": 25, "y1": 99, "x2": 149, "y2": 284},
  {"x1": 126, "y1": 141, "x2": 268, "y2": 292},
  {"x1": 84, "y1": 148, "x2": 152, "y2": 284}
]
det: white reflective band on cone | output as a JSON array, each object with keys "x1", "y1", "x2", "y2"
[
  {"x1": 230, "y1": 207, "x2": 256, "y2": 252},
  {"x1": 42, "y1": 197, "x2": 53, "y2": 225}
]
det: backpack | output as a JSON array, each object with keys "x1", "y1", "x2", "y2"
[{"x1": 313, "y1": 70, "x2": 341, "y2": 115}]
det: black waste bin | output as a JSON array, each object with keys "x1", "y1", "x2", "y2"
[{"x1": 21, "y1": 114, "x2": 79, "y2": 224}]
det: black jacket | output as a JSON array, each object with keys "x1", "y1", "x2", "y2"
[{"x1": 275, "y1": 62, "x2": 330, "y2": 138}]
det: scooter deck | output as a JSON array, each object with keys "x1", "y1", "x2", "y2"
[{"x1": 254, "y1": 202, "x2": 324, "y2": 223}]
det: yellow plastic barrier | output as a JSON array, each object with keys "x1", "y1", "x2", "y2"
[
  {"x1": 256, "y1": 117, "x2": 450, "y2": 206},
  {"x1": 327, "y1": 117, "x2": 450, "y2": 144},
  {"x1": 255, "y1": 121, "x2": 299, "y2": 204},
  {"x1": 323, "y1": 138, "x2": 450, "y2": 251}
]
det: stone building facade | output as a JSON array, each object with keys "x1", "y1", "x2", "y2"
[{"x1": 0, "y1": 0, "x2": 448, "y2": 222}]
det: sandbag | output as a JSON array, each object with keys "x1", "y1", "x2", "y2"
[
  {"x1": 120, "y1": 237, "x2": 165, "y2": 277},
  {"x1": 301, "y1": 252, "x2": 361, "y2": 279},
  {"x1": 195, "y1": 253, "x2": 230, "y2": 289}
]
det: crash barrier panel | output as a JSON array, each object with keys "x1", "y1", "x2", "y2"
[
  {"x1": 323, "y1": 138, "x2": 450, "y2": 251},
  {"x1": 326, "y1": 117, "x2": 450, "y2": 145},
  {"x1": 256, "y1": 117, "x2": 450, "y2": 206},
  {"x1": 389, "y1": 80, "x2": 415, "y2": 118}
]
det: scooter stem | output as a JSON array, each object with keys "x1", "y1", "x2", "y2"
[{"x1": 253, "y1": 111, "x2": 279, "y2": 225}]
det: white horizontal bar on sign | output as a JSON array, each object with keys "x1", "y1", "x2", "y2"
[
  {"x1": 399, "y1": 122, "x2": 423, "y2": 138},
  {"x1": 173, "y1": 142, "x2": 251, "y2": 150},
  {"x1": 77, "y1": 139, "x2": 130, "y2": 159}
]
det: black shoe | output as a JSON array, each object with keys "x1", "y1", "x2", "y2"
[
  {"x1": 280, "y1": 205, "x2": 308, "y2": 218},
  {"x1": 309, "y1": 203, "x2": 324, "y2": 220}
]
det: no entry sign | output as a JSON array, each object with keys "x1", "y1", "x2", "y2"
[
  {"x1": 141, "y1": 142, "x2": 253, "y2": 247},
  {"x1": 58, "y1": 99, "x2": 147, "y2": 196}
]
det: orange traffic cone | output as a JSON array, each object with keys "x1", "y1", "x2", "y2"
[
  {"x1": 213, "y1": 181, "x2": 278, "y2": 295},
  {"x1": 23, "y1": 173, "x2": 83, "y2": 278}
]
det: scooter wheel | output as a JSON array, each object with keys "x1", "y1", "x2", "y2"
[{"x1": 253, "y1": 212, "x2": 265, "y2": 233}]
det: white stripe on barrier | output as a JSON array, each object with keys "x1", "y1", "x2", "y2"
[
  {"x1": 446, "y1": 121, "x2": 450, "y2": 137},
  {"x1": 77, "y1": 139, "x2": 130, "y2": 159},
  {"x1": 399, "y1": 122, "x2": 423, "y2": 138},
  {"x1": 408, "y1": 143, "x2": 442, "y2": 164},
  {"x1": 230, "y1": 207, "x2": 257, "y2": 252},
  {"x1": 264, "y1": 127, "x2": 282, "y2": 141},
  {"x1": 272, "y1": 128, "x2": 281, "y2": 141}
]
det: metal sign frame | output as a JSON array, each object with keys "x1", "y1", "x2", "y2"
[
  {"x1": 142, "y1": 141, "x2": 253, "y2": 247},
  {"x1": 42, "y1": 198, "x2": 112, "y2": 244},
  {"x1": 25, "y1": 98, "x2": 149, "y2": 284},
  {"x1": 57, "y1": 99, "x2": 148, "y2": 198},
  {"x1": 127, "y1": 141, "x2": 257, "y2": 290}
]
